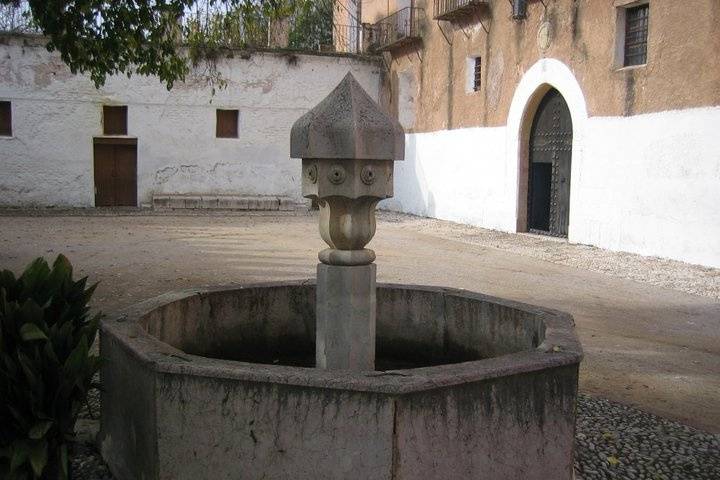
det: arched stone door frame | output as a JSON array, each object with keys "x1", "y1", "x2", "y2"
[{"x1": 505, "y1": 59, "x2": 588, "y2": 236}]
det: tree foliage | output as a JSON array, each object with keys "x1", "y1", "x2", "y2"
[
  {"x1": 0, "y1": 0, "x2": 336, "y2": 90},
  {"x1": 11, "y1": 0, "x2": 193, "y2": 89},
  {"x1": 289, "y1": 0, "x2": 333, "y2": 51}
]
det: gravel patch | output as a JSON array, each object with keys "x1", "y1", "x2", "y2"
[
  {"x1": 70, "y1": 442, "x2": 113, "y2": 480},
  {"x1": 72, "y1": 382, "x2": 113, "y2": 480},
  {"x1": 70, "y1": 391, "x2": 720, "y2": 479},
  {"x1": 78, "y1": 376, "x2": 100, "y2": 421},
  {"x1": 575, "y1": 394, "x2": 720, "y2": 480},
  {"x1": 378, "y1": 211, "x2": 720, "y2": 300}
]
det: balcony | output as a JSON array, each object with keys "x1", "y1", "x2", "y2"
[
  {"x1": 371, "y1": 7, "x2": 423, "y2": 52},
  {"x1": 434, "y1": 0, "x2": 488, "y2": 21}
]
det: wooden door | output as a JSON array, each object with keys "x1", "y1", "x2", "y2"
[
  {"x1": 528, "y1": 89, "x2": 573, "y2": 237},
  {"x1": 93, "y1": 140, "x2": 137, "y2": 207}
]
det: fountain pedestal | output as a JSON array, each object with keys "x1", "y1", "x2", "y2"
[
  {"x1": 316, "y1": 263, "x2": 376, "y2": 370},
  {"x1": 291, "y1": 73, "x2": 404, "y2": 371}
]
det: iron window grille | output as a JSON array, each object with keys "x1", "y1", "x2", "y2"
[
  {"x1": 624, "y1": 4, "x2": 649, "y2": 66},
  {"x1": 434, "y1": 0, "x2": 487, "y2": 21},
  {"x1": 332, "y1": 24, "x2": 362, "y2": 54},
  {"x1": 473, "y1": 57, "x2": 482, "y2": 91}
]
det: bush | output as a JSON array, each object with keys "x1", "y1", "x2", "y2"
[{"x1": 0, "y1": 255, "x2": 102, "y2": 480}]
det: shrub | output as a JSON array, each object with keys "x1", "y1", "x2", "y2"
[{"x1": 0, "y1": 255, "x2": 102, "y2": 480}]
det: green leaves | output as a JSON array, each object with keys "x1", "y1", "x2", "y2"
[
  {"x1": 0, "y1": 255, "x2": 102, "y2": 479},
  {"x1": 288, "y1": 0, "x2": 333, "y2": 51},
  {"x1": 19, "y1": 0, "x2": 192, "y2": 88},
  {"x1": 27, "y1": 442, "x2": 46, "y2": 478},
  {"x1": 19, "y1": 324, "x2": 47, "y2": 342},
  {"x1": 28, "y1": 421, "x2": 53, "y2": 441},
  {"x1": 2, "y1": 1, "x2": 334, "y2": 90}
]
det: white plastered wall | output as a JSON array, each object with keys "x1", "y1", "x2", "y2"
[
  {"x1": 0, "y1": 38, "x2": 381, "y2": 207},
  {"x1": 385, "y1": 58, "x2": 720, "y2": 268}
]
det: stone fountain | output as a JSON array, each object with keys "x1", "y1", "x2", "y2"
[{"x1": 99, "y1": 74, "x2": 582, "y2": 480}]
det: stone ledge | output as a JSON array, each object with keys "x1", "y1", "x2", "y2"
[{"x1": 152, "y1": 194, "x2": 300, "y2": 211}]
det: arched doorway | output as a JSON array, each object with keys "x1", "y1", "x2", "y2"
[{"x1": 527, "y1": 88, "x2": 573, "y2": 237}]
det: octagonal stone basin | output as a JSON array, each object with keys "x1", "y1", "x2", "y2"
[{"x1": 99, "y1": 282, "x2": 582, "y2": 480}]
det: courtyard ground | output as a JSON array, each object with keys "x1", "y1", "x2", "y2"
[{"x1": 0, "y1": 210, "x2": 718, "y2": 435}]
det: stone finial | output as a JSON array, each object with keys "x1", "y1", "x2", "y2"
[
  {"x1": 291, "y1": 73, "x2": 405, "y2": 161},
  {"x1": 292, "y1": 73, "x2": 405, "y2": 267}
]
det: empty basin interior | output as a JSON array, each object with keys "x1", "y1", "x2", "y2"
[{"x1": 140, "y1": 284, "x2": 547, "y2": 370}]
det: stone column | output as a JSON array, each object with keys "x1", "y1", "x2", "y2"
[{"x1": 290, "y1": 73, "x2": 404, "y2": 371}]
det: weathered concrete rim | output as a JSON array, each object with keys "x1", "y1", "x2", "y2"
[{"x1": 100, "y1": 280, "x2": 583, "y2": 395}]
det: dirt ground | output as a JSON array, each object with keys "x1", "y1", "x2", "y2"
[{"x1": 1, "y1": 210, "x2": 718, "y2": 433}]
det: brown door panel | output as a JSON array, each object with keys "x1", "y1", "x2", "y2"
[
  {"x1": 94, "y1": 143, "x2": 115, "y2": 207},
  {"x1": 93, "y1": 141, "x2": 137, "y2": 207},
  {"x1": 114, "y1": 145, "x2": 137, "y2": 206}
]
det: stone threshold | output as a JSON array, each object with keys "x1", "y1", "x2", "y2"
[{"x1": 152, "y1": 194, "x2": 299, "y2": 211}]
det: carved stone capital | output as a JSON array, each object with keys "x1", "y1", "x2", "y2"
[{"x1": 291, "y1": 73, "x2": 405, "y2": 268}]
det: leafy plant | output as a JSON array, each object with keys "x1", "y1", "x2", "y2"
[
  {"x1": 288, "y1": 0, "x2": 333, "y2": 51},
  {"x1": 0, "y1": 255, "x2": 102, "y2": 480}
]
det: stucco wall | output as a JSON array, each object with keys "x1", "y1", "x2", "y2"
[
  {"x1": 384, "y1": 105, "x2": 720, "y2": 268},
  {"x1": 356, "y1": 0, "x2": 720, "y2": 131},
  {"x1": 356, "y1": 0, "x2": 720, "y2": 267},
  {"x1": 0, "y1": 35, "x2": 381, "y2": 207},
  {"x1": 574, "y1": 107, "x2": 720, "y2": 268},
  {"x1": 383, "y1": 85, "x2": 720, "y2": 269},
  {"x1": 383, "y1": 126, "x2": 514, "y2": 231}
]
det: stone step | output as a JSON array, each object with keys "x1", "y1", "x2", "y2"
[{"x1": 152, "y1": 194, "x2": 299, "y2": 211}]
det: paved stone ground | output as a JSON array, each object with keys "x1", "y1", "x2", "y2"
[{"x1": 1, "y1": 210, "x2": 718, "y2": 477}]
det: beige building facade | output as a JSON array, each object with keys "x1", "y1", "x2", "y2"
[
  {"x1": 353, "y1": 0, "x2": 719, "y2": 127},
  {"x1": 335, "y1": 0, "x2": 720, "y2": 268}
]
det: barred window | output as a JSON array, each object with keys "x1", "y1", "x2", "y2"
[
  {"x1": 473, "y1": 57, "x2": 482, "y2": 92},
  {"x1": 624, "y1": 4, "x2": 649, "y2": 66}
]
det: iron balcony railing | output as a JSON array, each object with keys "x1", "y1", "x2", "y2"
[
  {"x1": 434, "y1": 0, "x2": 487, "y2": 21},
  {"x1": 332, "y1": 24, "x2": 362, "y2": 54},
  {"x1": 372, "y1": 7, "x2": 423, "y2": 51}
]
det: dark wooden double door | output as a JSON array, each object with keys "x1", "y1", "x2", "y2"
[
  {"x1": 528, "y1": 89, "x2": 573, "y2": 237},
  {"x1": 93, "y1": 140, "x2": 137, "y2": 207}
]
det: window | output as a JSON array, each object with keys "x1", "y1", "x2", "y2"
[
  {"x1": 103, "y1": 105, "x2": 128, "y2": 135},
  {"x1": 473, "y1": 57, "x2": 482, "y2": 92},
  {"x1": 465, "y1": 56, "x2": 482, "y2": 93},
  {"x1": 0, "y1": 101, "x2": 11, "y2": 136},
  {"x1": 216, "y1": 109, "x2": 239, "y2": 138},
  {"x1": 624, "y1": 4, "x2": 649, "y2": 66}
]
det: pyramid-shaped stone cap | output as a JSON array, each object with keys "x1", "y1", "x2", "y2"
[{"x1": 291, "y1": 73, "x2": 405, "y2": 161}]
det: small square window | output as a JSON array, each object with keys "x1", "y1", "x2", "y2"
[
  {"x1": 0, "y1": 101, "x2": 11, "y2": 136},
  {"x1": 473, "y1": 57, "x2": 482, "y2": 92},
  {"x1": 103, "y1": 105, "x2": 128, "y2": 135},
  {"x1": 624, "y1": 4, "x2": 649, "y2": 66},
  {"x1": 216, "y1": 109, "x2": 239, "y2": 138}
]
